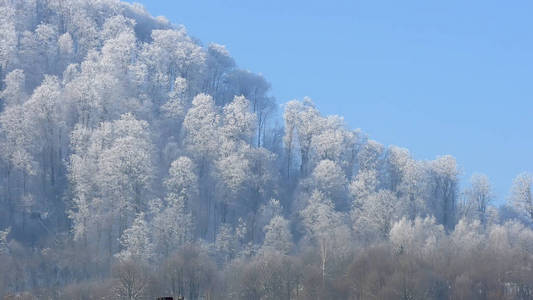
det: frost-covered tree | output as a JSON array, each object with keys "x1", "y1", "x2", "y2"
[
  {"x1": 97, "y1": 114, "x2": 154, "y2": 215},
  {"x1": 24, "y1": 75, "x2": 66, "y2": 190},
  {"x1": 283, "y1": 101, "x2": 299, "y2": 178},
  {"x1": 384, "y1": 146, "x2": 411, "y2": 193},
  {"x1": 311, "y1": 159, "x2": 347, "y2": 209},
  {"x1": 261, "y1": 215, "x2": 293, "y2": 255},
  {"x1": 204, "y1": 43, "x2": 235, "y2": 101},
  {"x1": 161, "y1": 77, "x2": 188, "y2": 120},
  {"x1": 58, "y1": 33, "x2": 75, "y2": 69},
  {"x1": 397, "y1": 158, "x2": 428, "y2": 220},
  {"x1": 357, "y1": 140, "x2": 384, "y2": 172},
  {"x1": 149, "y1": 156, "x2": 197, "y2": 257},
  {"x1": 1, "y1": 69, "x2": 27, "y2": 106},
  {"x1": 142, "y1": 28, "x2": 206, "y2": 99},
  {"x1": 389, "y1": 216, "x2": 445, "y2": 258},
  {"x1": 69, "y1": 114, "x2": 154, "y2": 253},
  {"x1": 0, "y1": 227, "x2": 10, "y2": 255},
  {"x1": 215, "y1": 223, "x2": 238, "y2": 263},
  {"x1": 349, "y1": 169, "x2": 379, "y2": 222},
  {"x1": 165, "y1": 156, "x2": 198, "y2": 202},
  {"x1": 149, "y1": 195, "x2": 193, "y2": 258},
  {"x1": 0, "y1": 104, "x2": 36, "y2": 220},
  {"x1": 223, "y1": 70, "x2": 275, "y2": 146},
  {"x1": 117, "y1": 212, "x2": 153, "y2": 263},
  {"x1": 509, "y1": 172, "x2": 533, "y2": 223},
  {"x1": 450, "y1": 218, "x2": 484, "y2": 254},
  {"x1": 214, "y1": 153, "x2": 249, "y2": 220},
  {"x1": 429, "y1": 155, "x2": 459, "y2": 230},
  {"x1": 183, "y1": 93, "x2": 220, "y2": 164},
  {"x1": 283, "y1": 98, "x2": 321, "y2": 176},
  {"x1": 0, "y1": 5, "x2": 17, "y2": 82},
  {"x1": 301, "y1": 190, "x2": 347, "y2": 284},
  {"x1": 100, "y1": 31, "x2": 137, "y2": 77},
  {"x1": 460, "y1": 173, "x2": 493, "y2": 225},
  {"x1": 353, "y1": 190, "x2": 401, "y2": 241},
  {"x1": 221, "y1": 95, "x2": 256, "y2": 145}
]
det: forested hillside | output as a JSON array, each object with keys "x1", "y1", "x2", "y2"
[{"x1": 0, "y1": 1, "x2": 532, "y2": 299}]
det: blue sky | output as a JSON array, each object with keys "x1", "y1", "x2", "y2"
[{"x1": 132, "y1": 0, "x2": 533, "y2": 204}]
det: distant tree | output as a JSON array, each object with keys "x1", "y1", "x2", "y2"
[
  {"x1": 460, "y1": 173, "x2": 493, "y2": 225},
  {"x1": 311, "y1": 159, "x2": 347, "y2": 209},
  {"x1": 357, "y1": 139, "x2": 384, "y2": 172},
  {"x1": 165, "y1": 156, "x2": 199, "y2": 202},
  {"x1": 0, "y1": 227, "x2": 10, "y2": 255},
  {"x1": 142, "y1": 28, "x2": 206, "y2": 99},
  {"x1": 397, "y1": 159, "x2": 428, "y2": 220},
  {"x1": 384, "y1": 146, "x2": 411, "y2": 193},
  {"x1": 389, "y1": 216, "x2": 445, "y2": 259},
  {"x1": 117, "y1": 212, "x2": 153, "y2": 263},
  {"x1": 223, "y1": 70, "x2": 275, "y2": 146},
  {"x1": 354, "y1": 190, "x2": 401, "y2": 241},
  {"x1": 215, "y1": 223, "x2": 238, "y2": 263},
  {"x1": 509, "y1": 172, "x2": 533, "y2": 223},
  {"x1": 101, "y1": 31, "x2": 137, "y2": 77},
  {"x1": 97, "y1": 114, "x2": 154, "y2": 215},
  {"x1": 150, "y1": 195, "x2": 193, "y2": 259},
  {"x1": 282, "y1": 100, "x2": 298, "y2": 179},
  {"x1": 69, "y1": 114, "x2": 154, "y2": 253},
  {"x1": 149, "y1": 157, "x2": 196, "y2": 257},
  {"x1": 183, "y1": 93, "x2": 220, "y2": 165},
  {"x1": 0, "y1": 5, "x2": 17, "y2": 82},
  {"x1": 0, "y1": 104, "x2": 36, "y2": 217},
  {"x1": 204, "y1": 43, "x2": 235, "y2": 101},
  {"x1": 261, "y1": 215, "x2": 293, "y2": 255},
  {"x1": 58, "y1": 33, "x2": 75, "y2": 69},
  {"x1": 221, "y1": 95, "x2": 256, "y2": 145},
  {"x1": 283, "y1": 99, "x2": 323, "y2": 176},
  {"x1": 34, "y1": 23, "x2": 59, "y2": 73},
  {"x1": 160, "y1": 244, "x2": 217, "y2": 300},
  {"x1": 24, "y1": 75, "x2": 66, "y2": 190},
  {"x1": 112, "y1": 259, "x2": 150, "y2": 300},
  {"x1": 429, "y1": 155, "x2": 459, "y2": 230},
  {"x1": 161, "y1": 77, "x2": 188, "y2": 120},
  {"x1": 311, "y1": 115, "x2": 358, "y2": 177},
  {"x1": 1, "y1": 69, "x2": 27, "y2": 106},
  {"x1": 301, "y1": 190, "x2": 346, "y2": 285}
]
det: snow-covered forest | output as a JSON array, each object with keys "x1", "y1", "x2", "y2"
[{"x1": 0, "y1": 0, "x2": 532, "y2": 299}]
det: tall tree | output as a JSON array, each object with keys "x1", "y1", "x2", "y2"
[
  {"x1": 460, "y1": 173, "x2": 493, "y2": 225},
  {"x1": 509, "y1": 172, "x2": 533, "y2": 223},
  {"x1": 429, "y1": 155, "x2": 459, "y2": 231},
  {"x1": 301, "y1": 190, "x2": 346, "y2": 285},
  {"x1": 69, "y1": 114, "x2": 154, "y2": 254}
]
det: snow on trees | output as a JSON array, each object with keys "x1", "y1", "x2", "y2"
[
  {"x1": 311, "y1": 159, "x2": 348, "y2": 209},
  {"x1": 1, "y1": 69, "x2": 27, "y2": 106},
  {"x1": 261, "y1": 215, "x2": 293, "y2": 255},
  {"x1": 509, "y1": 172, "x2": 533, "y2": 223},
  {"x1": 428, "y1": 155, "x2": 460, "y2": 231},
  {"x1": 460, "y1": 173, "x2": 494, "y2": 225},
  {"x1": 183, "y1": 93, "x2": 221, "y2": 164},
  {"x1": 68, "y1": 113, "x2": 154, "y2": 253},
  {"x1": 117, "y1": 212, "x2": 153, "y2": 262},
  {"x1": 0, "y1": 0, "x2": 532, "y2": 297}
]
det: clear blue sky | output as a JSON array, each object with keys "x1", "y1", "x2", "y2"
[{"x1": 132, "y1": 0, "x2": 533, "y2": 204}]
